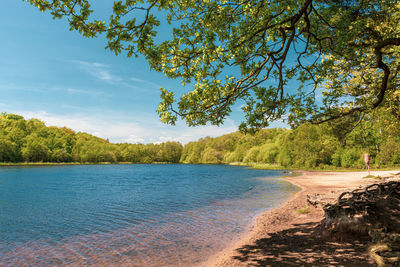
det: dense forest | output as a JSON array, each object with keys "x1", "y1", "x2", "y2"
[
  {"x1": 1, "y1": 110, "x2": 400, "y2": 169},
  {"x1": 0, "y1": 113, "x2": 182, "y2": 163}
]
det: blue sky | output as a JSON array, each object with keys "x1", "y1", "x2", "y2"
[{"x1": 0, "y1": 0, "x2": 286, "y2": 144}]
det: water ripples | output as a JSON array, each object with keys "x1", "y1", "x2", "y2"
[
  {"x1": 0, "y1": 164, "x2": 298, "y2": 266},
  {"x1": 1, "y1": 196, "x2": 282, "y2": 266}
]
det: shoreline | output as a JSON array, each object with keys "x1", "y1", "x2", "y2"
[
  {"x1": 203, "y1": 170, "x2": 399, "y2": 266},
  {"x1": 2, "y1": 161, "x2": 398, "y2": 174}
]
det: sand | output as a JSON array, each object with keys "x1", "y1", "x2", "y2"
[{"x1": 202, "y1": 170, "x2": 399, "y2": 267}]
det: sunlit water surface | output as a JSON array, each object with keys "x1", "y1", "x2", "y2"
[{"x1": 0, "y1": 164, "x2": 298, "y2": 266}]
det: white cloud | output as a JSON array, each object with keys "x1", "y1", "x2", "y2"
[
  {"x1": 12, "y1": 110, "x2": 238, "y2": 144},
  {"x1": 16, "y1": 110, "x2": 146, "y2": 142},
  {"x1": 267, "y1": 114, "x2": 290, "y2": 129},
  {"x1": 168, "y1": 119, "x2": 238, "y2": 144}
]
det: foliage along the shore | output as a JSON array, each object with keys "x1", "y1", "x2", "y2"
[
  {"x1": 181, "y1": 109, "x2": 400, "y2": 168},
  {"x1": 1, "y1": 110, "x2": 400, "y2": 168},
  {"x1": 0, "y1": 113, "x2": 182, "y2": 163}
]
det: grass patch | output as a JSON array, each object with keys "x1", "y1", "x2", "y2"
[
  {"x1": 363, "y1": 175, "x2": 382, "y2": 179},
  {"x1": 244, "y1": 163, "x2": 289, "y2": 170},
  {"x1": 296, "y1": 207, "x2": 310, "y2": 214}
]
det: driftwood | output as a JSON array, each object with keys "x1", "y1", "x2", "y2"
[{"x1": 309, "y1": 180, "x2": 400, "y2": 266}]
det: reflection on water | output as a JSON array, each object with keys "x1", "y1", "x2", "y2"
[{"x1": 0, "y1": 164, "x2": 298, "y2": 266}]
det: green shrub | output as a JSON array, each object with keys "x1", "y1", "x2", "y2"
[
  {"x1": 296, "y1": 208, "x2": 309, "y2": 214},
  {"x1": 341, "y1": 149, "x2": 360, "y2": 168}
]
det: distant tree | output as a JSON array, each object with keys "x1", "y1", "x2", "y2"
[
  {"x1": 0, "y1": 136, "x2": 18, "y2": 162},
  {"x1": 181, "y1": 140, "x2": 207, "y2": 164},
  {"x1": 376, "y1": 138, "x2": 400, "y2": 166},
  {"x1": 21, "y1": 134, "x2": 50, "y2": 162},
  {"x1": 160, "y1": 141, "x2": 183, "y2": 163},
  {"x1": 243, "y1": 146, "x2": 261, "y2": 163}
]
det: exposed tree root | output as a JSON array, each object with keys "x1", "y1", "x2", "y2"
[{"x1": 308, "y1": 179, "x2": 400, "y2": 266}]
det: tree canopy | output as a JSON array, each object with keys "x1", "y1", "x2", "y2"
[{"x1": 27, "y1": 0, "x2": 400, "y2": 129}]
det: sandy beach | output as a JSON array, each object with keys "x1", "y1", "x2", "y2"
[{"x1": 204, "y1": 170, "x2": 399, "y2": 267}]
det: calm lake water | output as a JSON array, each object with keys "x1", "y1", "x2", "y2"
[{"x1": 0, "y1": 164, "x2": 298, "y2": 266}]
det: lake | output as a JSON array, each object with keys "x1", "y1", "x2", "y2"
[{"x1": 0, "y1": 164, "x2": 298, "y2": 266}]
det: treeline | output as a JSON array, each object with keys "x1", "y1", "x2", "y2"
[
  {"x1": 181, "y1": 109, "x2": 400, "y2": 169},
  {"x1": 1, "y1": 110, "x2": 400, "y2": 168},
  {"x1": 0, "y1": 113, "x2": 182, "y2": 163}
]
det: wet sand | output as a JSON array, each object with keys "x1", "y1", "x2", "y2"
[{"x1": 203, "y1": 170, "x2": 399, "y2": 267}]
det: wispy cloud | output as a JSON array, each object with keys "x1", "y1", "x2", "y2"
[
  {"x1": 66, "y1": 87, "x2": 111, "y2": 97},
  {"x1": 130, "y1": 77, "x2": 148, "y2": 83},
  {"x1": 69, "y1": 60, "x2": 122, "y2": 83},
  {"x1": 0, "y1": 82, "x2": 48, "y2": 93},
  {"x1": 130, "y1": 77, "x2": 162, "y2": 89}
]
